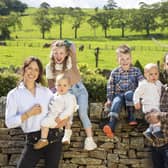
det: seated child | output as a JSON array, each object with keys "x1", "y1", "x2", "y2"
[
  {"x1": 34, "y1": 74, "x2": 78, "y2": 149},
  {"x1": 103, "y1": 44, "x2": 144, "y2": 138},
  {"x1": 133, "y1": 63, "x2": 163, "y2": 142}
]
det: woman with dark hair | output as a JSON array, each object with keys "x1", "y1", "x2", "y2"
[{"x1": 5, "y1": 56, "x2": 64, "y2": 168}]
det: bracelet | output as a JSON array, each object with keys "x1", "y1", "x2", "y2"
[{"x1": 25, "y1": 112, "x2": 30, "y2": 119}]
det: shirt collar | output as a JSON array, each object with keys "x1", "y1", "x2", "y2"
[
  {"x1": 118, "y1": 66, "x2": 132, "y2": 73},
  {"x1": 18, "y1": 82, "x2": 40, "y2": 89}
]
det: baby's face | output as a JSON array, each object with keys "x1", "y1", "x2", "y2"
[
  {"x1": 56, "y1": 79, "x2": 70, "y2": 95},
  {"x1": 117, "y1": 53, "x2": 132, "y2": 71},
  {"x1": 146, "y1": 67, "x2": 159, "y2": 83}
]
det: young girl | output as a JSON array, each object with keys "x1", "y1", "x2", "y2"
[
  {"x1": 45, "y1": 40, "x2": 97, "y2": 151},
  {"x1": 34, "y1": 74, "x2": 78, "y2": 149},
  {"x1": 133, "y1": 63, "x2": 163, "y2": 142}
]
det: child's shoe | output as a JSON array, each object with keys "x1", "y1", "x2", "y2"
[
  {"x1": 129, "y1": 121, "x2": 138, "y2": 126},
  {"x1": 34, "y1": 139, "x2": 49, "y2": 149},
  {"x1": 62, "y1": 129, "x2": 72, "y2": 144},
  {"x1": 143, "y1": 131, "x2": 154, "y2": 143},
  {"x1": 152, "y1": 131, "x2": 164, "y2": 139},
  {"x1": 84, "y1": 137, "x2": 97, "y2": 151},
  {"x1": 103, "y1": 125, "x2": 114, "y2": 138}
]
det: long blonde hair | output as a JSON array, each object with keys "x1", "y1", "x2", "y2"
[{"x1": 49, "y1": 40, "x2": 72, "y2": 74}]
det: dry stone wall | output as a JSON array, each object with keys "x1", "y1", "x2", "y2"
[{"x1": 0, "y1": 97, "x2": 153, "y2": 168}]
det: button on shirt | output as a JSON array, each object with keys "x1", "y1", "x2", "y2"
[
  {"x1": 107, "y1": 66, "x2": 144, "y2": 101},
  {"x1": 5, "y1": 82, "x2": 53, "y2": 133}
]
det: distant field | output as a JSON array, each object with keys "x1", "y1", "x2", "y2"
[
  {"x1": 1, "y1": 40, "x2": 168, "y2": 70},
  {"x1": 1, "y1": 8, "x2": 168, "y2": 70}
]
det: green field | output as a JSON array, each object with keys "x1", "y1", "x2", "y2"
[{"x1": 1, "y1": 8, "x2": 168, "y2": 70}]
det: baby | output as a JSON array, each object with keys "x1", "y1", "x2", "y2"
[
  {"x1": 133, "y1": 63, "x2": 163, "y2": 142},
  {"x1": 34, "y1": 74, "x2": 78, "y2": 149}
]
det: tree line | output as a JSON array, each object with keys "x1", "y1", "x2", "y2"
[{"x1": 1, "y1": 0, "x2": 168, "y2": 40}]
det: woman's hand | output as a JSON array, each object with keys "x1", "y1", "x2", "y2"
[
  {"x1": 55, "y1": 117, "x2": 69, "y2": 128},
  {"x1": 27, "y1": 104, "x2": 42, "y2": 117},
  {"x1": 22, "y1": 104, "x2": 41, "y2": 122}
]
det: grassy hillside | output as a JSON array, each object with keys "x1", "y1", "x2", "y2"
[{"x1": 1, "y1": 7, "x2": 168, "y2": 70}]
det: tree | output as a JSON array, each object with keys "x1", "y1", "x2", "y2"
[
  {"x1": 87, "y1": 15, "x2": 99, "y2": 37},
  {"x1": 129, "y1": 4, "x2": 158, "y2": 36},
  {"x1": 40, "y1": 2, "x2": 50, "y2": 9},
  {"x1": 51, "y1": 7, "x2": 67, "y2": 39},
  {"x1": 112, "y1": 9, "x2": 130, "y2": 37},
  {"x1": 33, "y1": 8, "x2": 52, "y2": 39},
  {"x1": 104, "y1": 0, "x2": 117, "y2": 10},
  {"x1": 0, "y1": 12, "x2": 22, "y2": 39},
  {"x1": 95, "y1": 11, "x2": 112, "y2": 38},
  {"x1": 69, "y1": 7, "x2": 85, "y2": 39},
  {"x1": 0, "y1": 0, "x2": 27, "y2": 15},
  {"x1": 157, "y1": 1, "x2": 168, "y2": 31}
]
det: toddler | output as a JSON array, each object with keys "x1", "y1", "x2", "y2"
[
  {"x1": 133, "y1": 63, "x2": 163, "y2": 142},
  {"x1": 34, "y1": 74, "x2": 78, "y2": 149}
]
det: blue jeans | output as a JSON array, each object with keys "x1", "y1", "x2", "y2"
[
  {"x1": 69, "y1": 81, "x2": 92, "y2": 129},
  {"x1": 108, "y1": 90, "x2": 134, "y2": 131},
  {"x1": 151, "y1": 143, "x2": 168, "y2": 168}
]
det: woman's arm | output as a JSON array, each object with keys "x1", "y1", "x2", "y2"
[{"x1": 6, "y1": 92, "x2": 41, "y2": 128}]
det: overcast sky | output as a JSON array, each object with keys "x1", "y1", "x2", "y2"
[{"x1": 20, "y1": 0, "x2": 161, "y2": 9}]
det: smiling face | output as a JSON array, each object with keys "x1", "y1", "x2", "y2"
[
  {"x1": 23, "y1": 61, "x2": 40, "y2": 84},
  {"x1": 52, "y1": 46, "x2": 67, "y2": 64},
  {"x1": 117, "y1": 53, "x2": 132, "y2": 71}
]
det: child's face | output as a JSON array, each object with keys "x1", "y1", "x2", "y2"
[
  {"x1": 52, "y1": 46, "x2": 67, "y2": 64},
  {"x1": 164, "y1": 55, "x2": 168, "y2": 72},
  {"x1": 56, "y1": 79, "x2": 70, "y2": 95},
  {"x1": 117, "y1": 53, "x2": 132, "y2": 71},
  {"x1": 145, "y1": 67, "x2": 159, "y2": 83}
]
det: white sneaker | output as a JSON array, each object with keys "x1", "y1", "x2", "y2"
[
  {"x1": 84, "y1": 137, "x2": 97, "y2": 151},
  {"x1": 62, "y1": 129, "x2": 72, "y2": 144}
]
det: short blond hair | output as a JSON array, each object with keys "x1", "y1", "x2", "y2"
[
  {"x1": 55, "y1": 74, "x2": 71, "y2": 86},
  {"x1": 144, "y1": 63, "x2": 159, "y2": 79},
  {"x1": 144, "y1": 63, "x2": 158, "y2": 73},
  {"x1": 116, "y1": 44, "x2": 131, "y2": 55}
]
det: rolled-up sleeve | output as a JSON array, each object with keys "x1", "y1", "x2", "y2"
[
  {"x1": 107, "y1": 71, "x2": 115, "y2": 101},
  {"x1": 46, "y1": 64, "x2": 54, "y2": 79}
]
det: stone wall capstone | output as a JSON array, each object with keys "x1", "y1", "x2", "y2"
[{"x1": 0, "y1": 97, "x2": 153, "y2": 168}]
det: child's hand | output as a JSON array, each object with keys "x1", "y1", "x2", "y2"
[
  {"x1": 134, "y1": 103, "x2": 141, "y2": 110},
  {"x1": 55, "y1": 117, "x2": 61, "y2": 124},
  {"x1": 105, "y1": 100, "x2": 111, "y2": 107},
  {"x1": 145, "y1": 112, "x2": 160, "y2": 124},
  {"x1": 55, "y1": 117, "x2": 69, "y2": 128}
]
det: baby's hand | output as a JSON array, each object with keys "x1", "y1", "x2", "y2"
[
  {"x1": 55, "y1": 117, "x2": 61, "y2": 124},
  {"x1": 145, "y1": 112, "x2": 160, "y2": 124},
  {"x1": 134, "y1": 103, "x2": 141, "y2": 110}
]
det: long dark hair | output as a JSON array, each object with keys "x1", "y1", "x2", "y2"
[{"x1": 21, "y1": 56, "x2": 44, "y2": 84}]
